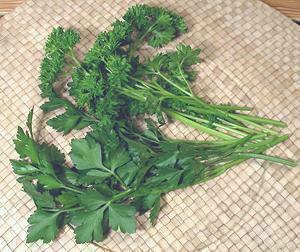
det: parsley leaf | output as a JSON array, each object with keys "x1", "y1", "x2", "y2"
[
  {"x1": 23, "y1": 181, "x2": 55, "y2": 208},
  {"x1": 36, "y1": 174, "x2": 64, "y2": 190},
  {"x1": 109, "y1": 203, "x2": 136, "y2": 233},
  {"x1": 70, "y1": 137, "x2": 104, "y2": 170},
  {"x1": 13, "y1": 126, "x2": 39, "y2": 164},
  {"x1": 27, "y1": 210, "x2": 61, "y2": 243},
  {"x1": 10, "y1": 160, "x2": 39, "y2": 175},
  {"x1": 47, "y1": 108, "x2": 91, "y2": 135},
  {"x1": 106, "y1": 145, "x2": 130, "y2": 171},
  {"x1": 72, "y1": 208, "x2": 106, "y2": 243},
  {"x1": 150, "y1": 195, "x2": 160, "y2": 225}
]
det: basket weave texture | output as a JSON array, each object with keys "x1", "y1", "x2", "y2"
[{"x1": 0, "y1": 0, "x2": 299, "y2": 251}]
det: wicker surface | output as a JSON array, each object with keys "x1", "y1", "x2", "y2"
[
  {"x1": 1, "y1": 1, "x2": 300, "y2": 19},
  {"x1": 0, "y1": 0, "x2": 299, "y2": 251}
]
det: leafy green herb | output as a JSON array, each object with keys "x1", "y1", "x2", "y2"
[{"x1": 11, "y1": 4, "x2": 297, "y2": 245}]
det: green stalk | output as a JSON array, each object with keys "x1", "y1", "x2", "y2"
[
  {"x1": 157, "y1": 72, "x2": 192, "y2": 96},
  {"x1": 177, "y1": 61, "x2": 194, "y2": 95},
  {"x1": 100, "y1": 166, "x2": 129, "y2": 190},
  {"x1": 237, "y1": 135, "x2": 288, "y2": 152},
  {"x1": 172, "y1": 94, "x2": 282, "y2": 134},
  {"x1": 131, "y1": 72, "x2": 284, "y2": 137},
  {"x1": 230, "y1": 114, "x2": 279, "y2": 135},
  {"x1": 178, "y1": 112, "x2": 248, "y2": 137},
  {"x1": 231, "y1": 153, "x2": 297, "y2": 167},
  {"x1": 66, "y1": 49, "x2": 89, "y2": 74},
  {"x1": 164, "y1": 109, "x2": 235, "y2": 140},
  {"x1": 210, "y1": 104, "x2": 253, "y2": 111},
  {"x1": 110, "y1": 189, "x2": 134, "y2": 202},
  {"x1": 236, "y1": 114, "x2": 286, "y2": 127},
  {"x1": 219, "y1": 119, "x2": 261, "y2": 135},
  {"x1": 62, "y1": 185, "x2": 83, "y2": 194},
  {"x1": 130, "y1": 77, "x2": 264, "y2": 137},
  {"x1": 203, "y1": 134, "x2": 291, "y2": 179},
  {"x1": 119, "y1": 87, "x2": 146, "y2": 102},
  {"x1": 42, "y1": 206, "x2": 84, "y2": 213}
]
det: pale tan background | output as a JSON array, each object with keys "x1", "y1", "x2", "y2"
[
  {"x1": 1, "y1": 1, "x2": 300, "y2": 19},
  {"x1": 0, "y1": 0, "x2": 299, "y2": 251}
]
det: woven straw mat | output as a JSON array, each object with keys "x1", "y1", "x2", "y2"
[{"x1": 0, "y1": 0, "x2": 299, "y2": 251}]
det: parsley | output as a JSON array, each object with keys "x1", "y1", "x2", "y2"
[{"x1": 11, "y1": 4, "x2": 296, "y2": 244}]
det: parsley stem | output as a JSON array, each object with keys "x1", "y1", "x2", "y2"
[
  {"x1": 65, "y1": 206, "x2": 84, "y2": 212},
  {"x1": 100, "y1": 165, "x2": 129, "y2": 190},
  {"x1": 229, "y1": 114, "x2": 278, "y2": 135},
  {"x1": 42, "y1": 206, "x2": 84, "y2": 213},
  {"x1": 211, "y1": 104, "x2": 253, "y2": 111},
  {"x1": 230, "y1": 153, "x2": 297, "y2": 167},
  {"x1": 62, "y1": 186, "x2": 83, "y2": 194},
  {"x1": 219, "y1": 119, "x2": 260, "y2": 135},
  {"x1": 164, "y1": 109, "x2": 235, "y2": 140},
  {"x1": 111, "y1": 189, "x2": 134, "y2": 202},
  {"x1": 201, "y1": 135, "x2": 292, "y2": 181},
  {"x1": 232, "y1": 114, "x2": 286, "y2": 127},
  {"x1": 178, "y1": 61, "x2": 194, "y2": 95},
  {"x1": 176, "y1": 112, "x2": 247, "y2": 137},
  {"x1": 111, "y1": 172, "x2": 128, "y2": 190},
  {"x1": 66, "y1": 49, "x2": 89, "y2": 74},
  {"x1": 157, "y1": 72, "x2": 192, "y2": 96}
]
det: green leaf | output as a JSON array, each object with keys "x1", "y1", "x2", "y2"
[
  {"x1": 144, "y1": 167, "x2": 182, "y2": 187},
  {"x1": 37, "y1": 174, "x2": 63, "y2": 190},
  {"x1": 57, "y1": 192, "x2": 79, "y2": 208},
  {"x1": 79, "y1": 189, "x2": 107, "y2": 210},
  {"x1": 10, "y1": 160, "x2": 39, "y2": 175},
  {"x1": 70, "y1": 137, "x2": 104, "y2": 170},
  {"x1": 37, "y1": 151, "x2": 57, "y2": 175},
  {"x1": 150, "y1": 195, "x2": 160, "y2": 225},
  {"x1": 109, "y1": 203, "x2": 136, "y2": 233},
  {"x1": 17, "y1": 176, "x2": 36, "y2": 183},
  {"x1": 47, "y1": 112, "x2": 82, "y2": 135},
  {"x1": 73, "y1": 117, "x2": 92, "y2": 130},
  {"x1": 106, "y1": 146, "x2": 130, "y2": 171},
  {"x1": 41, "y1": 97, "x2": 73, "y2": 112},
  {"x1": 13, "y1": 126, "x2": 39, "y2": 164},
  {"x1": 40, "y1": 143, "x2": 65, "y2": 165},
  {"x1": 121, "y1": 134, "x2": 153, "y2": 163},
  {"x1": 76, "y1": 173, "x2": 104, "y2": 185},
  {"x1": 23, "y1": 181, "x2": 55, "y2": 208},
  {"x1": 134, "y1": 193, "x2": 159, "y2": 212},
  {"x1": 155, "y1": 150, "x2": 179, "y2": 168},
  {"x1": 72, "y1": 208, "x2": 106, "y2": 243},
  {"x1": 27, "y1": 210, "x2": 61, "y2": 243}
]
